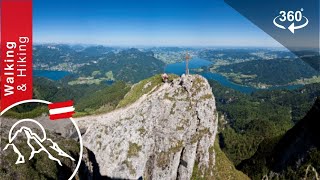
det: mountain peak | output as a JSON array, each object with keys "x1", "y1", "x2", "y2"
[{"x1": 76, "y1": 74, "x2": 219, "y2": 179}]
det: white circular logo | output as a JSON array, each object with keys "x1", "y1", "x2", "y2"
[{"x1": 1, "y1": 99, "x2": 83, "y2": 180}]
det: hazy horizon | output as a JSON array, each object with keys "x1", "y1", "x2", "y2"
[{"x1": 33, "y1": 43, "x2": 289, "y2": 50}]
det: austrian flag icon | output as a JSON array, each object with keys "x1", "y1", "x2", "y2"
[{"x1": 48, "y1": 100, "x2": 75, "y2": 120}]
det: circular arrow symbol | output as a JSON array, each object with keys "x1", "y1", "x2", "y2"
[
  {"x1": 288, "y1": 16, "x2": 309, "y2": 34},
  {"x1": 273, "y1": 10, "x2": 309, "y2": 34}
]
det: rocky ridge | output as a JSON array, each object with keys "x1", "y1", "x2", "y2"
[{"x1": 76, "y1": 74, "x2": 219, "y2": 179}]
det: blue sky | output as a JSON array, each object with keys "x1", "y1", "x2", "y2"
[{"x1": 33, "y1": 0, "x2": 280, "y2": 47}]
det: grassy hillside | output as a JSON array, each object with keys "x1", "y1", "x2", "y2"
[
  {"x1": 117, "y1": 74, "x2": 178, "y2": 108},
  {"x1": 213, "y1": 140, "x2": 250, "y2": 180},
  {"x1": 75, "y1": 81, "x2": 130, "y2": 116}
]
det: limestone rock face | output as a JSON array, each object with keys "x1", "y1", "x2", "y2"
[{"x1": 76, "y1": 74, "x2": 218, "y2": 179}]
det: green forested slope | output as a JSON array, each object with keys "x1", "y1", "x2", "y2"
[
  {"x1": 238, "y1": 98, "x2": 320, "y2": 179},
  {"x1": 217, "y1": 59, "x2": 319, "y2": 85},
  {"x1": 210, "y1": 79, "x2": 320, "y2": 165}
]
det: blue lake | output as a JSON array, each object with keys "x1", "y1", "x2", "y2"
[
  {"x1": 165, "y1": 58, "x2": 212, "y2": 75},
  {"x1": 33, "y1": 70, "x2": 70, "y2": 81},
  {"x1": 34, "y1": 59, "x2": 303, "y2": 93},
  {"x1": 165, "y1": 58, "x2": 302, "y2": 94}
]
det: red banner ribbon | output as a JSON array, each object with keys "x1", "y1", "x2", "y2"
[{"x1": 1, "y1": 0, "x2": 33, "y2": 111}]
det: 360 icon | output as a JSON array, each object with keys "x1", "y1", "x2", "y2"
[{"x1": 273, "y1": 9, "x2": 309, "y2": 34}]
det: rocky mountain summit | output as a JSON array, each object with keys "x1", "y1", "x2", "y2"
[{"x1": 76, "y1": 74, "x2": 219, "y2": 179}]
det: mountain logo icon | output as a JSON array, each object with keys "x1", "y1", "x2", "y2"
[
  {"x1": 3, "y1": 119, "x2": 75, "y2": 166},
  {"x1": 1, "y1": 99, "x2": 83, "y2": 180}
]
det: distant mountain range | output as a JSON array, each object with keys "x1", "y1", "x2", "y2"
[
  {"x1": 198, "y1": 49, "x2": 296, "y2": 62},
  {"x1": 33, "y1": 44, "x2": 115, "y2": 66},
  {"x1": 78, "y1": 48, "x2": 165, "y2": 83},
  {"x1": 34, "y1": 45, "x2": 165, "y2": 83},
  {"x1": 33, "y1": 44, "x2": 318, "y2": 87}
]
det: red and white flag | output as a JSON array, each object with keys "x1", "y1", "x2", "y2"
[{"x1": 48, "y1": 100, "x2": 75, "y2": 120}]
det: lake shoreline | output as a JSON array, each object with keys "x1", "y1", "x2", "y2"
[{"x1": 165, "y1": 58, "x2": 303, "y2": 94}]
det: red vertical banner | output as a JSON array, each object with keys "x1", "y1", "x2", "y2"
[{"x1": 1, "y1": 0, "x2": 33, "y2": 111}]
